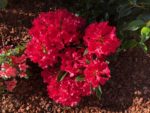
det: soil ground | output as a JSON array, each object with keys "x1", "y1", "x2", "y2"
[{"x1": 0, "y1": 0, "x2": 150, "y2": 113}]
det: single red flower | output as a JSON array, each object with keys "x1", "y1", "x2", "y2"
[
  {"x1": 5, "y1": 79, "x2": 17, "y2": 92},
  {"x1": 19, "y1": 72, "x2": 27, "y2": 78},
  {"x1": 19, "y1": 63, "x2": 28, "y2": 71},
  {"x1": 84, "y1": 60, "x2": 110, "y2": 88},
  {"x1": 47, "y1": 74, "x2": 81, "y2": 106},
  {"x1": 11, "y1": 55, "x2": 26, "y2": 64},
  {"x1": 42, "y1": 69, "x2": 91, "y2": 106},
  {"x1": 60, "y1": 48, "x2": 85, "y2": 77},
  {"x1": 84, "y1": 22, "x2": 121, "y2": 57},
  {"x1": 5, "y1": 67, "x2": 17, "y2": 77}
]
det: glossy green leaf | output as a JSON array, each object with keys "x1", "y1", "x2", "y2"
[
  {"x1": 75, "y1": 75, "x2": 84, "y2": 81},
  {"x1": 121, "y1": 39, "x2": 138, "y2": 49},
  {"x1": 95, "y1": 85, "x2": 102, "y2": 98},
  {"x1": 83, "y1": 49, "x2": 88, "y2": 56},
  {"x1": 141, "y1": 27, "x2": 150, "y2": 42},
  {"x1": 146, "y1": 20, "x2": 150, "y2": 27},
  {"x1": 139, "y1": 42, "x2": 148, "y2": 53},
  {"x1": 141, "y1": 27, "x2": 150, "y2": 36},
  {"x1": 0, "y1": 57, "x2": 3, "y2": 64},
  {"x1": 117, "y1": 5, "x2": 132, "y2": 19},
  {"x1": 86, "y1": 59, "x2": 90, "y2": 64},
  {"x1": 129, "y1": 0, "x2": 137, "y2": 4},
  {"x1": 138, "y1": 0, "x2": 150, "y2": 4},
  {"x1": 26, "y1": 70, "x2": 32, "y2": 78},
  {"x1": 57, "y1": 71, "x2": 67, "y2": 82},
  {"x1": 126, "y1": 20, "x2": 145, "y2": 31},
  {"x1": 138, "y1": 14, "x2": 150, "y2": 22},
  {"x1": 0, "y1": 0, "x2": 7, "y2": 8}
]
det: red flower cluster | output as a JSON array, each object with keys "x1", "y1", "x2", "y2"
[
  {"x1": 26, "y1": 9, "x2": 121, "y2": 106},
  {"x1": 41, "y1": 69, "x2": 91, "y2": 106},
  {"x1": 0, "y1": 55, "x2": 28, "y2": 79},
  {"x1": 25, "y1": 9, "x2": 85, "y2": 68},
  {"x1": 0, "y1": 47, "x2": 28, "y2": 92}
]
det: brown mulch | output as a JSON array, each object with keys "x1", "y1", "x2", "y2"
[{"x1": 0, "y1": 0, "x2": 150, "y2": 113}]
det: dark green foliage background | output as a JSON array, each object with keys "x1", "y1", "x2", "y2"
[
  {"x1": 45, "y1": 0, "x2": 150, "y2": 52},
  {"x1": 1, "y1": 0, "x2": 150, "y2": 52}
]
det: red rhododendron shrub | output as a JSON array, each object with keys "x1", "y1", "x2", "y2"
[
  {"x1": 0, "y1": 55, "x2": 28, "y2": 79},
  {"x1": 0, "y1": 46, "x2": 29, "y2": 92},
  {"x1": 26, "y1": 9, "x2": 121, "y2": 106}
]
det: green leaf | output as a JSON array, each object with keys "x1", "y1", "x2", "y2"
[
  {"x1": 129, "y1": 0, "x2": 137, "y2": 5},
  {"x1": 141, "y1": 27, "x2": 150, "y2": 42},
  {"x1": 75, "y1": 75, "x2": 84, "y2": 81},
  {"x1": 26, "y1": 70, "x2": 32, "y2": 78},
  {"x1": 117, "y1": 5, "x2": 132, "y2": 19},
  {"x1": 86, "y1": 59, "x2": 90, "y2": 64},
  {"x1": 146, "y1": 20, "x2": 150, "y2": 27},
  {"x1": 83, "y1": 49, "x2": 88, "y2": 56},
  {"x1": 126, "y1": 20, "x2": 145, "y2": 31},
  {"x1": 121, "y1": 39, "x2": 138, "y2": 49},
  {"x1": 0, "y1": 0, "x2": 7, "y2": 8},
  {"x1": 0, "y1": 57, "x2": 4, "y2": 64},
  {"x1": 95, "y1": 85, "x2": 102, "y2": 98},
  {"x1": 0, "y1": 53, "x2": 6, "y2": 64},
  {"x1": 138, "y1": 14, "x2": 150, "y2": 22},
  {"x1": 6, "y1": 52, "x2": 11, "y2": 56},
  {"x1": 141, "y1": 27, "x2": 150, "y2": 36},
  {"x1": 0, "y1": 53, "x2": 4, "y2": 57},
  {"x1": 139, "y1": 42, "x2": 148, "y2": 53},
  {"x1": 138, "y1": 0, "x2": 150, "y2": 4},
  {"x1": 57, "y1": 71, "x2": 67, "y2": 82}
]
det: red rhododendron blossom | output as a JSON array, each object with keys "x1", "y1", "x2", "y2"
[
  {"x1": 0, "y1": 63, "x2": 17, "y2": 78},
  {"x1": 11, "y1": 55, "x2": 26, "y2": 64},
  {"x1": 0, "y1": 71, "x2": 5, "y2": 78},
  {"x1": 1, "y1": 63, "x2": 10, "y2": 70},
  {"x1": 42, "y1": 69, "x2": 91, "y2": 106},
  {"x1": 60, "y1": 48, "x2": 85, "y2": 77},
  {"x1": 25, "y1": 39, "x2": 59, "y2": 68},
  {"x1": 84, "y1": 22, "x2": 120, "y2": 57},
  {"x1": 47, "y1": 77, "x2": 81, "y2": 106},
  {"x1": 19, "y1": 72, "x2": 27, "y2": 78},
  {"x1": 84, "y1": 61, "x2": 110, "y2": 88},
  {"x1": 0, "y1": 54, "x2": 28, "y2": 79},
  {"x1": 0, "y1": 46, "x2": 29, "y2": 93},
  {"x1": 41, "y1": 68, "x2": 57, "y2": 84},
  {"x1": 5, "y1": 67, "x2": 17, "y2": 77},
  {"x1": 5, "y1": 79, "x2": 17, "y2": 92},
  {"x1": 19, "y1": 63, "x2": 28, "y2": 71},
  {"x1": 26, "y1": 9, "x2": 85, "y2": 69},
  {"x1": 77, "y1": 80, "x2": 91, "y2": 96}
]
